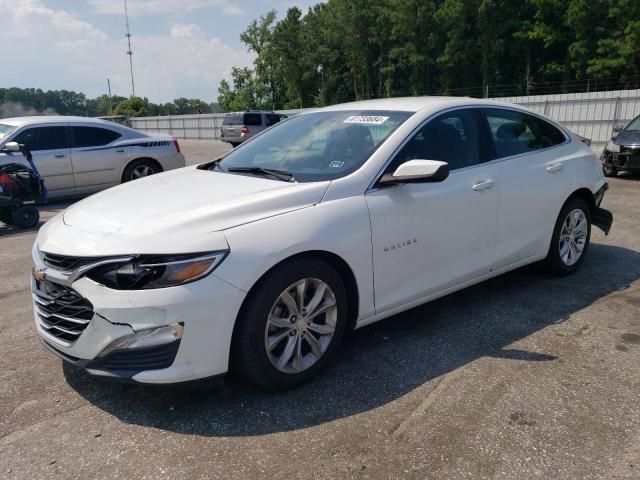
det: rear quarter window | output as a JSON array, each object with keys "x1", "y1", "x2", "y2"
[{"x1": 222, "y1": 114, "x2": 242, "y2": 125}]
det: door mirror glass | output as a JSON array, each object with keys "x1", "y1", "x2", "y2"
[
  {"x1": 612, "y1": 124, "x2": 624, "y2": 138},
  {"x1": 1, "y1": 141, "x2": 20, "y2": 153},
  {"x1": 379, "y1": 159, "x2": 449, "y2": 185}
]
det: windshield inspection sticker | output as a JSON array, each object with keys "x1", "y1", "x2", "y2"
[{"x1": 344, "y1": 115, "x2": 389, "y2": 125}]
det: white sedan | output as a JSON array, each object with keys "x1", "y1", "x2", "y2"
[
  {"x1": 31, "y1": 97, "x2": 612, "y2": 390},
  {"x1": 0, "y1": 116, "x2": 185, "y2": 199}
]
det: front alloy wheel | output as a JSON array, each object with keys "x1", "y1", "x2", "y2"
[
  {"x1": 233, "y1": 258, "x2": 348, "y2": 390},
  {"x1": 265, "y1": 278, "x2": 338, "y2": 373}
]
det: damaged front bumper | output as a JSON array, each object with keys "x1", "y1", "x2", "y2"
[{"x1": 31, "y1": 249, "x2": 247, "y2": 384}]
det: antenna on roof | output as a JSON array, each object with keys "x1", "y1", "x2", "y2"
[{"x1": 124, "y1": 0, "x2": 135, "y2": 97}]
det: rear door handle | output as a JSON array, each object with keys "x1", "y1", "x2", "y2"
[
  {"x1": 547, "y1": 162, "x2": 563, "y2": 173},
  {"x1": 116, "y1": 149, "x2": 125, "y2": 153},
  {"x1": 54, "y1": 154, "x2": 65, "y2": 158},
  {"x1": 472, "y1": 179, "x2": 495, "y2": 191}
]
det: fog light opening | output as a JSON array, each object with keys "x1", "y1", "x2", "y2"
[{"x1": 99, "y1": 323, "x2": 183, "y2": 358}]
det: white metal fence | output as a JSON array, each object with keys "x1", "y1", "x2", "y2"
[{"x1": 130, "y1": 89, "x2": 640, "y2": 148}]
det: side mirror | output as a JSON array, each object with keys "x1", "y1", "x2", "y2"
[
  {"x1": 612, "y1": 124, "x2": 624, "y2": 138},
  {"x1": 378, "y1": 159, "x2": 449, "y2": 186},
  {"x1": 1, "y1": 141, "x2": 20, "y2": 153}
]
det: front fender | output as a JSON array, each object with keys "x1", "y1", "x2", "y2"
[{"x1": 215, "y1": 196, "x2": 376, "y2": 321}]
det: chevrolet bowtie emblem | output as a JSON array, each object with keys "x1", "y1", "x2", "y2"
[{"x1": 33, "y1": 266, "x2": 47, "y2": 281}]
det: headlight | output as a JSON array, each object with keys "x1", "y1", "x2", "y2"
[
  {"x1": 87, "y1": 251, "x2": 227, "y2": 290},
  {"x1": 606, "y1": 141, "x2": 621, "y2": 153}
]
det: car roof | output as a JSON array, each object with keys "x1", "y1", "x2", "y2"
[
  {"x1": 317, "y1": 96, "x2": 516, "y2": 113},
  {"x1": 0, "y1": 116, "x2": 113, "y2": 127}
]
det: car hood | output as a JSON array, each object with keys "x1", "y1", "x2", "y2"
[
  {"x1": 614, "y1": 130, "x2": 640, "y2": 146},
  {"x1": 38, "y1": 167, "x2": 329, "y2": 256}
]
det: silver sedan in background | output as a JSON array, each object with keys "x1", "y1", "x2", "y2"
[{"x1": 0, "y1": 116, "x2": 185, "y2": 199}]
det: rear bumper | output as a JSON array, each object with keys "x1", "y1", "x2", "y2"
[{"x1": 592, "y1": 183, "x2": 613, "y2": 235}]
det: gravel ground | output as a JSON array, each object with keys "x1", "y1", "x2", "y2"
[{"x1": 0, "y1": 140, "x2": 638, "y2": 480}]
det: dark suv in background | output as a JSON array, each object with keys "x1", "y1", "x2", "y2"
[
  {"x1": 601, "y1": 114, "x2": 640, "y2": 177},
  {"x1": 220, "y1": 110, "x2": 287, "y2": 147}
]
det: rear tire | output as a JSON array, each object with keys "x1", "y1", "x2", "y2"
[
  {"x1": 12, "y1": 206, "x2": 39, "y2": 229},
  {"x1": 603, "y1": 164, "x2": 618, "y2": 177},
  {"x1": 0, "y1": 207, "x2": 13, "y2": 225},
  {"x1": 122, "y1": 159, "x2": 161, "y2": 183},
  {"x1": 544, "y1": 197, "x2": 591, "y2": 276},
  {"x1": 230, "y1": 142, "x2": 240, "y2": 148},
  {"x1": 233, "y1": 258, "x2": 349, "y2": 390}
]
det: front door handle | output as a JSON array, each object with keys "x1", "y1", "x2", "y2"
[
  {"x1": 547, "y1": 162, "x2": 563, "y2": 173},
  {"x1": 472, "y1": 179, "x2": 495, "y2": 191},
  {"x1": 116, "y1": 149, "x2": 125, "y2": 153},
  {"x1": 54, "y1": 154, "x2": 65, "y2": 158}
]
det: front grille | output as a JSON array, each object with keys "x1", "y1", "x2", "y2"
[
  {"x1": 42, "y1": 252, "x2": 101, "y2": 272},
  {"x1": 33, "y1": 279, "x2": 94, "y2": 345}
]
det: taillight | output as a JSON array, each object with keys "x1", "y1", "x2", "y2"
[
  {"x1": 241, "y1": 126, "x2": 249, "y2": 135},
  {"x1": 172, "y1": 137, "x2": 181, "y2": 153}
]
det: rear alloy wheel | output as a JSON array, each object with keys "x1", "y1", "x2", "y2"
[
  {"x1": 233, "y1": 258, "x2": 348, "y2": 390},
  {"x1": 603, "y1": 164, "x2": 618, "y2": 177},
  {"x1": 123, "y1": 159, "x2": 160, "y2": 183},
  {"x1": 544, "y1": 197, "x2": 591, "y2": 275}
]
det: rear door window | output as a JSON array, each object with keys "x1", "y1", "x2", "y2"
[
  {"x1": 12, "y1": 126, "x2": 68, "y2": 151},
  {"x1": 243, "y1": 113, "x2": 262, "y2": 126},
  {"x1": 481, "y1": 108, "x2": 566, "y2": 159},
  {"x1": 71, "y1": 126, "x2": 121, "y2": 148}
]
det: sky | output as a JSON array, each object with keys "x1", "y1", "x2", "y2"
[{"x1": 0, "y1": 0, "x2": 319, "y2": 103}]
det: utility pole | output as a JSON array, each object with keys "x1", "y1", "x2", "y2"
[
  {"x1": 107, "y1": 78, "x2": 113, "y2": 115},
  {"x1": 124, "y1": 0, "x2": 135, "y2": 97}
]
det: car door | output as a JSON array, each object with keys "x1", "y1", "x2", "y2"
[
  {"x1": 365, "y1": 108, "x2": 499, "y2": 313},
  {"x1": 10, "y1": 125, "x2": 73, "y2": 197},
  {"x1": 69, "y1": 124, "x2": 124, "y2": 194},
  {"x1": 477, "y1": 108, "x2": 571, "y2": 269}
]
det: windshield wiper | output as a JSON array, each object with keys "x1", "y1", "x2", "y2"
[{"x1": 227, "y1": 167, "x2": 296, "y2": 182}]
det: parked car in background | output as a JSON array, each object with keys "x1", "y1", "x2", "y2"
[
  {"x1": 0, "y1": 116, "x2": 185, "y2": 199},
  {"x1": 32, "y1": 97, "x2": 612, "y2": 390},
  {"x1": 601, "y1": 114, "x2": 640, "y2": 177},
  {"x1": 220, "y1": 110, "x2": 287, "y2": 147}
]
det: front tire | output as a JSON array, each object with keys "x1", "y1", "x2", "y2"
[
  {"x1": 122, "y1": 159, "x2": 160, "y2": 183},
  {"x1": 544, "y1": 197, "x2": 591, "y2": 276},
  {"x1": 233, "y1": 258, "x2": 349, "y2": 390}
]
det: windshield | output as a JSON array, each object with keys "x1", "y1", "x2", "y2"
[
  {"x1": 215, "y1": 110, "x2": 412, "y2": 182},
  {"x1": 625, "y1": 116, "x2": 640, "y2": 131},
  {"x1": 0, "y1": 123, "x2": 17, "y2": 141}
]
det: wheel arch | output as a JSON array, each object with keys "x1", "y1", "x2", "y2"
[
  {"x1": 229, "y1": 250, "x2": 360, "y2": 368},
  {"x1": 566, "y1": 187, "x2": 597, "y2": 215},
  {"x1": 120, "y1": 157, "x2": 163, "y2": 183}
]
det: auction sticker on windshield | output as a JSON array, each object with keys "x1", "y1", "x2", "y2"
[{"x1": 344, "y1": 115, "x2": 389, "y2": 125}]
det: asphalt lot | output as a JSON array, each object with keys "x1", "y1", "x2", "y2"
[{"x1": 1, "y1": 140, "x2": 639, "y2": 479}]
